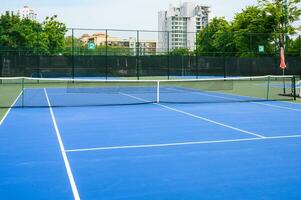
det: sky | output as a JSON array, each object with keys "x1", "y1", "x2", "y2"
[
  {"x1": 1, "y1": 0, "x2": 299, "y2": 39},
  {"x1": 1, "y1": 0, "x2": 259, "y2": 30}
]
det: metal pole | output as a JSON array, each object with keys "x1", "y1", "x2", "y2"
[
  {"x1": 283, "y1": 0, "x2": 289, "y2": 49},
  {"x1": 223, "y1": 56, "x2": 226, "y2": 78},
  {"x1": 283, "y1": 68, "x2": 286, "y2": 94},
  {"x1": 293, "y1": 76, "x2": 296, "y2": 100},
  {"x1": 22, "y1": 77, "x2": 24, "y2": 108},
  {"x1": 167, "y1": 31, "x2": 170, "y2": 80},
  {"x1": 71, "y1": 28, "x2": 75, "y2": 79},
  {"x1": 0, "y1": 53, "x2": 2, "y2": 78},
  {"x1": 136, "y1": 30, "x2": 140, "y2": 80},
  {"x1": 36, "y1": 30, "x2": 40, "y2": 78},
  {"x1": 266, "y1": 75, "x2": 271, "y2": 100},
  {"x1": 299, "y1": 35, "x2": 301, "y2": 57},
  {"x1": 105, "y1": 29, "x2": 108, "y2": 80},
  {"x1": 223, "y1": 32, "x2": 226, "y2": 78},
  {"x1": 195, "y1": 31, "x2": 198, "y2": 79},
  {"x1": 249, "y1": 33, "x2": 252, "y2": 54}
]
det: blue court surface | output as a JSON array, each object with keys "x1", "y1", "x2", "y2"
[{"x1": 1, "y1": 86, "x2": 301, "y2": 199}]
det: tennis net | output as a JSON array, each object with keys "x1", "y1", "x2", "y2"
[{"x1": 0, "y1": 75, "x2": 297, "y2": 108}]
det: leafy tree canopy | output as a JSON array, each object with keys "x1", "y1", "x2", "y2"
[
  {"x1": 196, "y1": 0, "x2": 301, "y2": 56},
  {"x1": 0, "y1": 12, "x2": 67, "y2": 55}
]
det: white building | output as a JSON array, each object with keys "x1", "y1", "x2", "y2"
[
  {"x1": 17, "y1": 6, "x2": 37, "y2": 20},
  {"x1": 158, "y1": 2, "x2": 209, "y2": 52}
]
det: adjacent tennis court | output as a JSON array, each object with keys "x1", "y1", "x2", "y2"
[{"x1": 1, "y1": 76, "x2": 301, "y2": 199}]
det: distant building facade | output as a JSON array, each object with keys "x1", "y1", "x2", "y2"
[
  {"x1": 17, "y1": 6, "x2": 37, "y2": 20},
  {"x1": 158, "y1": 2, "x2": 209, "y2": 52},
  {"x1": 80, "y1": 33, "x2": 156, "y2": 55}
]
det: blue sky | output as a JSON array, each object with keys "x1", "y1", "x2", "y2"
[{"x1": 1, "y1": 0, "x2": 259, "y2": 30}]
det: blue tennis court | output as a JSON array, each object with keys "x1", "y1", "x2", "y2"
[{"x1": 1, "y1": 76, "x2": 301, "y2": 199}]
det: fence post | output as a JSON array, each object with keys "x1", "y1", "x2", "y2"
[
  {"x1": 36, "y1": 30, "x2": 40, "y2": 78},
  {"x1": 136, "y1": 30, "x2": 140, "y2": 80},
  {"x1": 167, "y1": 31, "x2": 170, "y2": 80},
  {"x1": 71, "y1": 28, "x2": 75, "y2": 79},
  {"x1": 105, "y1": 29, "x2": 108, "y2": 80},
  {"x1": 249, "y1": 33, "x2": 252, "y2": 55},
  {"x1": 195, "y1": 31, "x2": 198, "y2": 79},
  {"x1": 299, "y1": 35, "x2": 301, "y2": 57},
  {"x1": 223, "y1": 32, "x2": 227, "y2": 78},
  {"x1": 0, "y1": 52, "x2": 2, "y2": 78}
]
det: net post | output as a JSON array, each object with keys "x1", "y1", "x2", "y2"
[
  {"x1": 156, "y1": 80, "x2": 160, "y2": 103},
  {"x1": 21, "y1": 77, "x2": 25, "y2": 108},
  {"x1": 266, "y1": 75, "x2": 270, "y2": 100},
  {"x1": 292, "y1": 76, "x2": 296, "y2": 100},
  {"x1": 282, "y1": 69, "x2": 286, "y2": 94},
  {"x1": 298, "y1": 81, "x2": 301, "y2": 98}
]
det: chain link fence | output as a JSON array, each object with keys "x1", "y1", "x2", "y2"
[{"x1": 0, "y1": 28, "x2": 300, "y2": 79}]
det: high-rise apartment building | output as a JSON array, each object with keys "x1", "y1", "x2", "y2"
[
  {"x1": 17, "y1": 6, "x2": 37, "y2": 20},
  {"x1": 158, "y1": 2, "x2": 209, "y2": 52}
]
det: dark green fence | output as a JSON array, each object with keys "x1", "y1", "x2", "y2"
[
  {"x1": 1, "y1": 54, "x2": 300, "y2": 79},
  {"x1": 0, "y1": 28, "x2": 301, "y2": 79}
]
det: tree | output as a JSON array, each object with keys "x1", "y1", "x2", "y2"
[
  {"x1": 0, "y1": 12, "x2": 67, "y2": 55},
  {"x1": 286, "y1": 35, "x2": 301, "y2": 55},
  {"x1": 196, "y1": 17, "x2": 235, "y2": 56},
  {"x1": 170, "y1": 48, "x2": 190, "y2": 56},
  {"x1": 64, "y1": 36, "x2": 85, "y2": 55},
  {"x1": 257, "y1": 0, "x2": 301, "y2": 47},
  {"x1": 195, "y1": 1, "x2": 300, "y2": 56},
  {"x1": 231, "y1": 6, "x2": 278, "y2": 56},
  {"x1": 42, "y1": 15, "x2": 67, "y2": 55},
  {"x1": 0, "y1": 11, "x2": 41, "y2": 51}
]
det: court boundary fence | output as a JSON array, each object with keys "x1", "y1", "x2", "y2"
[{"x1": 0, "y1": 28, "x2": 301, "y2": 79}]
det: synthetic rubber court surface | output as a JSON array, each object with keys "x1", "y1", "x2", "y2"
[{"x1": 1, "y1": 93, "x2": 301, "y2": 199}]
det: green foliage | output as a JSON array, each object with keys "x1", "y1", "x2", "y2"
[
  {"x1": 0, "y1": 12, "x2": 67, "y2": 55},
  {"x1": 0, "y1": 11, "x2": 41, "y2": 50},
  {"x1": 170, "y1": 48, "x2": 191, "y2": 56},
  {"x1": 196, "y1": 0, "x2": 301, "y2": 56},
  {"x1": 97, "y1": 45, "x2": 132, "y2": 56},
  {"x1": 196, "y1": 17, "x2": 235, "y2": 55},
  {"x1": 257, "y1": 0, "x2": 301, "y2": 47},
  {"x1": 231, "y1": 6, "x2": 278, "y2": 56},
  {"x1": 63, "y1": 41, "x2": 133, "y2": 56},
  {"x1": 42, "y1": 15, "x2": 67, "y2": 54},
  {"x1": 286, "y1": 35, "x2": 301, "y2": 54}
]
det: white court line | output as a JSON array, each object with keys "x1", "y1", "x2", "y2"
[
  {"x1": 253, "y1": 102, "x2": 301, "y2": 112},
  {"x1": 120, "y1": 92, "x2": 265, "y2": 138},
  {"x1": 0, "y1": 91, "x2": 23, "y2": 126},
  {"x1": 168, "y1": 87, "x2": 301, "y2": 112},
  {"x1": 44, "y1": 88, "x2": 80, "y2": 200},
  {"x1": 65, "y1": 134, "x2": 301, "y2": 153}
]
